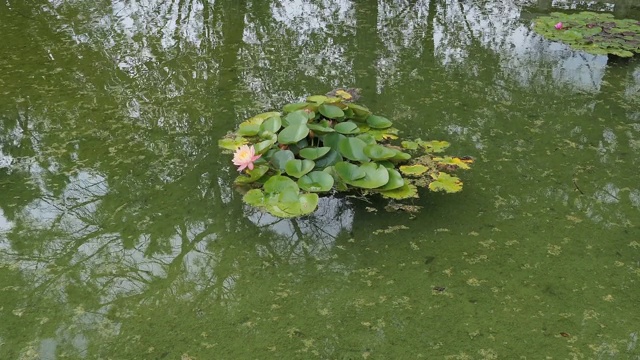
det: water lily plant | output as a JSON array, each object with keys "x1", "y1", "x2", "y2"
[
  {"x1": 534, "y1": 12, "x2": 640, "y2": 58},
  {"x1": 219, "y1": 89, "x2": 472, "y2": 218}
]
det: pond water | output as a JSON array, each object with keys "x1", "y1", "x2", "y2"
[{"x1": 1, "y1": 0, "x2": 640, "y2": 359}]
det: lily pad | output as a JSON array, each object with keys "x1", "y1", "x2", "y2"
[
  {"x1": 260, "y1": 116, "x2": 282, "y2": 133},
  {"x1": 235, "y1": 165, "x2": 270, "y2": 184},
  {"x1": 334, "y1": 161, "x2": 366, "y2": 181},
  {"x1": 363, "y1": 144, "x2": 396, "y2": 160},
  {"x1": 428, "y1": 173, "x2": 463, "y2": 193},
  {"x1": 319, "y1": 103, "x2": 345, "y2": 119},
  {"x1": 278, "y1": 124, "x2": 310, "y2": 144},
  {"x1": 237, "y1": 123, "x2": 260, "y2": 136},
  {"x1": 285, "y1": 159, "x2": 315, "y2": 178},
  {"x1": 434, "y1": 156, "x2": 472, "y2": 170},
  {"x1": 338, "y1": 137, "x2": 370, "y2": 162},
  {"x1": 299, "y1": 147, "x2": 331, "y2": 160},
  {"x1": 298, "y1": 171, "x2": 334, "y2": 192},
  {"x1": 269, "y1": 150, "x2": 295, "y2": 171},
  {"x1": 377, "y1": 168, "x2": 405, "y2": 191},
  {"x1": 379, "y1": 183, "x2": 418, "y2": 200},
  {"x1": 264, "y1": 175, "x2": 299, "y2": 194},
  {"x1": 283, "y1": 102, "x2": 309, "y2": 113},
  {"x1": 345, "y1": 162, "x2": 390, "y2": 189},
  {"x1": 399, "y1": 164, "x2": 429, "y2": 176},
  {"x1": 218, "y1": 136, "x2": 248, "y2": 150},
  {"x1": 366, "y1": 115, "x2": 393, "y2": 129},
  {"x1": 419, "y1": 140, "x2": 450, "y2": 153},
  {"x1": 334, "y1": 121, "x2": 360, "y2": 135},
  {"x1": 313, "y1": 149, "x2": 343, "y2": 169},
  {"x1": 243, "y1": 189, "x2": 265, "y2": 206},
  {"x1": 283, "y1": 111, "x2": 309, "y2": 126}
]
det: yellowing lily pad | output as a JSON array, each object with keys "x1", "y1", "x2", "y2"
[
  {"x1": 379, "y1": 183, "x2": 418, "y2": 199},
  {"x1": 428, "y1": 173, "x2": 463, "y2": 193},
  {"x1": 399, "y1": 164, "x2": 429, "y2": 176},
  {"x1": 420, "y1": 140, "x2": 450, "y2": 153},
  {"x1": 434, "y1": 156, "x2": 472, "y2": 170}
]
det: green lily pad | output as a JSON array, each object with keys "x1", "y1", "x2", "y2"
[
  {"x1": 379, "y1": 183, "x2": 418, "y2": 199},
  {"x1": 366, "y1": 115, "x2": 393, "y2": 129},
  {"x1": 319, "y1": 104, "x2": 345, "y2": 119},
  {"x1": 347, "y1": 103, "x2": 371, "y2": 120},
  {"x1": 299, "y1": 147, "x2": 331, "y2": 160},
  {"x1": 428, "y1": 173, "x2": 463, "y2": 193},
  {"x1": 399, "y1": 164, "x2": 428, "y2": 176},
  {"x1": 254, "y1": 138, "x2": 276, "y2": 154},
  {"x1": 322, "y1": 133, "x2": 346, "y2": 151},
  {"x1": 235, "y1": 165, "x2": 270, "y2": 184},
  {"x1": 363, "y1": 144, "x2": 396, "y2": 160},
  {"x1": 218, "y1": 136, "x2": 248, "y2": 150},
  {"x1": 283, "y1": 111, "x2": 309, "y2": 126},
  {"x1": 377, "y1": 168, "x2": 404, "y2": 191},
  {"x1": 269, "y1": 150, "x2": 295, "y2": 171},
  {"x1": 307, "y1": 122, "x2": 335, "y2": 134},
  {"x1": 368, "y1": 127, "x2": 399, "y2": 141},
  {"x1": 313, "y1": 149, "x2": 343, "y2": 169},
  {"x1": 334, "y1": 161, "x2": 366, "y2": 181},
  {"x1": 243, "y1": 189, "x2": 265, "y2": 206},
  {"x1": 390, "y1": 149, "x2": 411, "y2": 162},
  {"x1": 356, "y1": 133, "x2": 376, "y2": 145},
  {"x1": 237, "y1": 123, "x2": 260, "y2": 136},
  {"x1": 264, "y1": 175, "x2": 299, "y2": 194},
  {"x1": 298, "y1": 171, "x2": 334, "y2": 192},
  {"x1": 334, "y1": 121, "x2": 360, "y2": 135},
  {"x1": 338, "y1": 137, "x2": 369, "y2": 162},
  {"x1": 260, "y1": 116, "x2": 282, "y2": 133},
  {"x1": 283, "y1": 102, "x2": 309, "y2": 113},
  {"x1": 278, "y1": 124, "x2": 310, "y2": 144},
  {"x1": 285, "y1": 159, "x2": 315, "y2": 178},
  {"x1": 240, "y1": 111, "x2": 281, "y2": 126},
  {"x1": 307, "y1": 95, "x2": 328, "y2": 103},
  {"x1": 345, "y1": 162, "x2": 390, "y2": 189}
]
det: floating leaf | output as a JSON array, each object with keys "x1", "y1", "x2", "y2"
[
  {"x1": 235, "y1": 165, "x2": 270, "y2": 184},
  {"x1": 334, "y1": 161, "x2": 366, "y2": 181},
  {"x1": 366, "y1": 115, "x2": 393, "y2": 129},
  {"x1": 377, "y1": 168, "x2": 404, "y2": 191},
  {"x1": 285, "y1": 159, "x2": 315, "y2": 178},
  {"x1": 401, "y1": 141, "x2": 419, "y2": 150},
  {"x1": 428, "y1": 173, "x2": 463, "y2": 193},
  {"x1": 307, "y1": 95, "x2": 328, "y2": 103},
  {"x1": 434, "y1": 156, "x2": 472, "y2": 170},
  {"x1": 363, "y1": 144, "x2": 396, "y2": 160},
  {"x1": 243, "y1": 189, "x2": 265, "y2": 206},
  {"x1": 254, "y1": 139, "x2": 275, "y2": 154},
  {"x1": 345, "y1": 162, "x2": 390, "y2": 189},
  {"x1": 319, "y1": 103, "x2": 345, "y2": 119},
  {"x1": 322, "y1": 133, "x2": 347, "y2": 152},
  {"x1": 347, "y1": 103, "x2": 371, "y2": 120},
  {"x1": 419, "y1": 140, "x2": 450, "y2": 153},
  {"x1": 240, "y1": 111, "x2": 281, "y2": 126},
  {"x1": 368, "y1": 127, "x2": 399, "y2": 141},
  {"x1": 218, "y1": 137, "x2": 248, "y2": 150},
  {"x1": 307, "y1": 122, "x2": 335, "y2": 134},
  {"x1": 298, "y1": 171, "x2": 334, "y2": 192},
  {"x1": 283, "y1": 111, "x2": 309, "y2": 126},
  {"x1": 283, "y1": 102, "x2": 309, "y2": 113},
  {"x1": 399, "y1": 164, "x2": 428, "y2": 175},
  {"x1": 264, "y1": 175, "x2": 299, "y2": 194},
  {"x1": 338, "y1": 137, "x2": 370, "y2": 162},
  {"x1": 260, "y1": 116, "x2": 282, "y2": 133},
  {"x1": 334, "y1": 121, "x2": 360, "y2": 134},
  {"x1": 379, "y1": 183, "x2": 418, "y2": 199},
  {"x1": 278, "y1": 124, "x2": 310, "y2": 144},
  {"x1": 313, "y1": 149, "x2": 342, "y2": 169},
  {"x1": 299, "y1": 147, "x2": 331, "y2": 160},
  {"x1": 237, "y1": 123, "x2": 260, "y2": 136},
  {"x1": 269, "y1": 150, "x2": 295, "y2": 171},
  {"x1": 390, "y1": 149, "x2": 411, "y2": 162}
]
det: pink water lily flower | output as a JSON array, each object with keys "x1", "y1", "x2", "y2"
[
  {"x1": 555, "y1": 22, "x2": 563, "y2": 30},
  {"x1": 232, "y1": 145, "x2": 261, "y2": 172}
]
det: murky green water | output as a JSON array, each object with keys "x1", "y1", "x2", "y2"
[{"x1": 1, "y1": 0, "x2": 639, "y2": 359}]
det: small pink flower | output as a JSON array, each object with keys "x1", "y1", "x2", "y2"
[
  {"x1": 555, "y1": 22, "x2": 563, "y2": 30},
  {"x1": 232, "y1": 145, "x2": 261, "y2": 172}
]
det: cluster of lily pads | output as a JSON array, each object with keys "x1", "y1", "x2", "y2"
[
  {"x1": 534, "y1": 12, "x2": 640, "y2": 58},
  {"x1": 218, "y1": 90, "x2": 472, "y2": 218}
]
